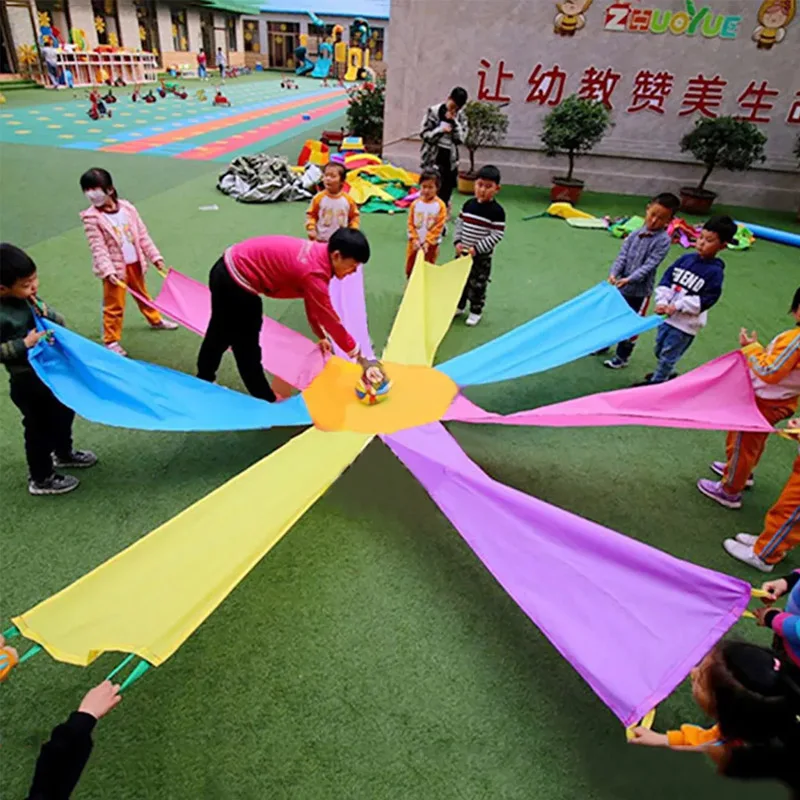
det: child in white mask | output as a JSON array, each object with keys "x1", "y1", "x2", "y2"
[{"x1": 79, "y1": 167, "x2": 177, "y2": 356}]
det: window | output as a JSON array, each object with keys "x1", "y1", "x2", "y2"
[
  {"x1": 368, "y1": 26, "x2": 384, "y2": 61},
  {"x1": 226, "y1": 15, "x2": 237, "y2": 51},
  {"x1": 171, "y1": 9, "x2": 189, "y2": 51},
  {"x1": 91, "y1": 0, "x2": 121, "y2": 47},
  {"x1": 135, "y1": 0, "x2": 159, "y2": 55},
  {"x1": 267, "y1": 21, "x2": 299, "y2": 69},
  {"x1": 243, "y1": 19, "x2": 260, "y2": 53}
]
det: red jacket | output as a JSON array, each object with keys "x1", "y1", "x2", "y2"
[{"x1": 224, "y1": 236, "x2": 358, "y2": 356}]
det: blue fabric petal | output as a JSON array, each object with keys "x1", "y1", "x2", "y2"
[
  {"x1": 30, "y1": 322, "x2": 312, "y2": 431},
  {"x1": 438, "y1": 283, "x2": 662, "y2": 387}
]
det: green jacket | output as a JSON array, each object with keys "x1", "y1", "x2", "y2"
[{"x1": 0, "y1": 296, "x2": 64, "y2": 376}]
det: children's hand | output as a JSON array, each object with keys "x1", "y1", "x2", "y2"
[
  {"x1": 655, "y1": 303, "x2": 667, "y2": 315},
  {"x1": 78, "y1": 680, "x2": 122, "y2": 720},
  {"x1": 108, "y1": 274, "x2": 123, "y2": 287},
  {"x1": 615, "y1": 277, "x2": 630, "y2": 288},
  {"x1": 752, "y1": 606, "x2": 775, "y2": 627},
  {"x1": 628, "y1": 728, "x2": 669, "y2": 747},
  {"x1": 607, "y1": 276, "x2": 618, "y2": 286},
  {"x1": 455, "y1": 243, "x2": 465, "y2": 256},
  {"x1": 468, "y1": 247, "x2": 476, "y2": 257},
  {"x1": 411, "y1": 240, "x2": 420, "y2": 252},
  {"x1": 23, "y1": 329, "x2": 48, "y2": 348},
  {"x1": 664, "y1": 304, "x2": 677, "y2": 316},
  {"x1": 739, "y1": 328, "x2": 757, "y2": 347},
  {"x1": 308, "y1": 230, "x2": 318, "y2": 242},
  {"x1": 318, "y1": 339, "x2": 332, "y2": 355},
  {"x1": 153, "y1": 260, "x2": 168, "y2": 277},
  {"x1": 761, "y1": 578, "x2": 788, "y2": 603}
]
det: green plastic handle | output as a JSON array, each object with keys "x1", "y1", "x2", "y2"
[
  {"x1": 119, "y1": 660, "x2": 151, "y2": 692},
  {"x1": 19, "y1": 644, "x2": 42, "y2": 663},
  {"x1": 2, "y1": 626, "x2": 20, "y2": 640},
  {"x1": 105, "y1": 653, "x2": 135, "y2": 682}
]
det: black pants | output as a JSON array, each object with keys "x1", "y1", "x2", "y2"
[
  {"x1": 615, "y1": 294, "x2": 650, "y2": 361},
  {"x1": 435, "y1": 147, "x2": 457, "y2": 207},
  {"x1": 219, "y1": 64, "x2": 225, "y2": 79},
  {"x1": 458, "y1": 253, "x2": 492, "y2": 315},
  {"x1": 9, "y1": 371, "x2": 74, "y2": 482},
  {"x1": 196, "y1": 258, "x2": 276, "y2": 402}
]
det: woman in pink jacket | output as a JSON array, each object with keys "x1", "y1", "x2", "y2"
[{"x1": 79, "y1": 168, "x2": 177, "y2": 356}]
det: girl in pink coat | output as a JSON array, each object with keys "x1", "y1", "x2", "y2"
[{"x1": 79, "y1": 168, "x2": 177, "y2": 355}]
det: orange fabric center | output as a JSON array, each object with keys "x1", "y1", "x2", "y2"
[{"x1": 302, "y1": 356, "x2": 458, "y2": 434}]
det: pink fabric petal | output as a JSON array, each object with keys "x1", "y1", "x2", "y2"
[{"x1": 443, "y1": 352, "x2": 773, "y2": 433}]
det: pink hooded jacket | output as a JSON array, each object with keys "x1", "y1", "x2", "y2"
[{"x1": 80, "y1": 200, "x2": 163, "y2": 281}]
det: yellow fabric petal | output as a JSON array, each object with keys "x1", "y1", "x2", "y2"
[
  {"x1": 383, "y1": 252, "x2": 471, "y2": 366},
  {"x1": 13, "y1": 429, "x2": 371, "y2": 667}
]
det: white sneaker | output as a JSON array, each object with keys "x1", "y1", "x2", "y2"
[
  {"x1": 105, "y1": 341, "x2": 128, "y2": 357},
  {"x1": 466, "y1": 313, "x2": 482, "y2": 327},
  {"x1": 722, "y1": 539, "x2": 773, "y2": 573},
  {"x1": 735, "y1": 533, "x2": 758, "y2": 547},
  {"x1": 151, "y1": 319, "x2": 179, "y2": 330},
  {"x1": 453, "y1": 307, "x2": 466, "y2": 319}
]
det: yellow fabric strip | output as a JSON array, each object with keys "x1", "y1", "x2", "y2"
[
  {"x1": 383, "y1": 252, "x2": 471, "y2": 367},
  {"x1": 13, "y1": 429, "x2": 371, "y2": 667}
]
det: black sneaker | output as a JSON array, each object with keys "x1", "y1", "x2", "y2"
[
  {"x1": 53, "y1": 450, "x2": 98, "y2": 469},
  {"x1": 29, "y1": 474, "x2": 80, "y2": 496}
]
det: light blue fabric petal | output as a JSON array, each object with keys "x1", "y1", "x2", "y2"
[
  {"x1": 30, "y1": 322, "x2": 312, "y2": 432},
  {"x1": 438, "y1": 283, "x2": 662, "y2": 387}
]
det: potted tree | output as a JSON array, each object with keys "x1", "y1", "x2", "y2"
[
  {"x1": 458, "y1": 100, "x2": 509, "y2": 195},
  {"x1": 345, "y1": 77, "x2": 385, "y2": 155},
  {"x1": 678, "y1": 116, "x2": 767, "y2": 215},
  {"x1": 541, "y1": 94, "x2": 611, "y2": 205}
]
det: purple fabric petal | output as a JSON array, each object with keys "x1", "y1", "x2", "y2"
[
  {"x1": 383, "y1": 423, "x2": 750, "y2": 726},
  {"x1": 328, "y1": 267, "x2": 375, "y2": 360}
]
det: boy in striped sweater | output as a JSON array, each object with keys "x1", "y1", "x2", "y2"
[{"x1": 454, "y1": 165, "x2": 506, "y2": 327}]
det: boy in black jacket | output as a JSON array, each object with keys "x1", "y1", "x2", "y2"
[
  {"x1": 27, "y1": 680, "x2": 121, "y2": 799},
  {"x1": 453, "y1": 165, "x2": 506, "y2": 327},
  {"x1": 0, "y1": 243, "x2": 96, "y2": 495}
]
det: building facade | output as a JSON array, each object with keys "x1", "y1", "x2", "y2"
[
  {"x1": 1, "y1": 0, "x2": 390, "y2": 78},
  {"x1": 383, "y1": 0, "x2": 799, "y2": 211}
]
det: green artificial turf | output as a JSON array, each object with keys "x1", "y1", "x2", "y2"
[{"x1": 1, "y1": 83, "x2": 799, "y2": 798}]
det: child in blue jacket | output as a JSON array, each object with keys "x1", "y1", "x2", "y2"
[{"x1": 638, "y1": 215, "x2": 736, "y2": 385}]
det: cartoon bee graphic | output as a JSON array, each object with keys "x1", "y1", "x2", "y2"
[
  {"x1": 554, "y1": 0, "x2": 593, "y2": 36},
  {"x1": 752, "y1": 0, "x2": 796, "y2": 48}
]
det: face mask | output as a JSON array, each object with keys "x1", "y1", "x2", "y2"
[{"x1": 85, "y1": 189, "x2": 108, "y2": 207}]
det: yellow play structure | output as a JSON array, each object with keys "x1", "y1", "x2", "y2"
[{"x1": 343, "y1": 17, "x2": 372, "y2": 81}]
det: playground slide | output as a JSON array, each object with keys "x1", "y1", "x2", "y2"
[
  {"x1": 296, "y1": 58, "x2": 314, "y2": 77},
  {"x1": 311, "y1": 56, "x2": 332, "y2": 79}
]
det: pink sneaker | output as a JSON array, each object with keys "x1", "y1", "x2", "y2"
[
  {"x1": 151, "y1": 319, "x2": 178, "y2": 330},
  {"x1": 697, "y1": 478, "x2": 742, "y2": 510},
  {"x1": 710, "y1": 460, "x2": 754, "y2": 488},
  {"x1": 105, "y1": 341, "x2": 127, "y2": 357}
]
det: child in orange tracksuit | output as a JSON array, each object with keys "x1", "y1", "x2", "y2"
[
  {"x1": 405, "y1": 169, "x2": 447, "y2": 277},
  {"x1": 80, "y1": 167, "x2": 177, "y2": 357},
  {"x1": 305, "y1": 162, "x2": 359, "y2": 243},
  {"x1": 698, "y1": 287, "x2": 800, "y2": 511},
  {"x1": 723, "y1": 418, "x2": 800, "y2": 572}
]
